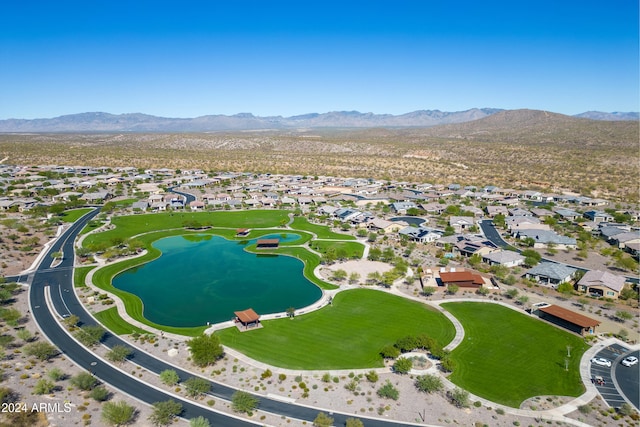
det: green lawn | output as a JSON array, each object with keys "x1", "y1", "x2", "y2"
[
  {"x1": 73, "y1": 265, "x2": 95, "y2": 288},
  {"x1": 290, "y1": 217, "x2": 356, "y2": 240},
  {"x1": 60, "y1": 208, "x2": 94, "y2": 223},
  {"x1": 441, "y1": 302, "x2": 589, "y2": 407},
  {"x1": 310, "y1": 240, "x2": 365, "y2": 259},
  {"x1": 93, "y1": 307, "x2": 152, "y2": 335},
  {"x1": 83, "y1": 210, "x2": 291, "y2": 248},
  {"x1": 216, "y1": 289, "x2": 455, "y2": 369}
]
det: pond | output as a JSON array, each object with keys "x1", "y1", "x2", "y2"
[{"x1": 112, "y1": 233, "x2": 321, "y2": 327}]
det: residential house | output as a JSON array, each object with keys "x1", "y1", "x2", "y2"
[
  {"x1": 553, "y1": 208, "x2": 581, "y2": 221},
  {"x1": 482, "y1": 250, "x2": 526, "y2": 268},
  {"x1": 525, "y1": 262, "x2": 577, "y2": 287},
  {"x1": 610, "y1": 231, "x2": 640, "y2": 249},
  {"x1": 516, "y1": 229, "x2": 577, "y2": 249},
  {"x1": 449, "y1": 216, "x2": 475, "y2": 233},
  {"x1": 576, "y1": 270, "x2": 627, "y2": 300},
  {"x1": 485, "y1": 205, "x2": 509, "y2": 217},
  {"x1": 366, "y1": 218, "x2": 405, "y2": 234},
  {"x1": 398, "y1": 226, "x2": 442, "y2": 243},
  {"x1": 583, "y1": 210, "x2": 614, "y2": 223},
  {"x1": 391, "y1": 201, "x2": 417, "y2": 214}
]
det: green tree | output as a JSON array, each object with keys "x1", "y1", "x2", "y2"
[
  {"x1": 393, "y1": 357, "x2": 413, "y2": 374},
  {"x1": 377, "y1": 380, "x2": 400, "y2": 400},
  {"x1": 421, "y1": 286, "x2": 436, "y2": 296},
  {"x1": 47, "y1": 367, "x2": 66, "y2": 381},
  {"x1": 380, "y1": 345, "x2": 400, "y2": 359},
  {"x1": 184, "y1": 377, "x2": 211, "y2": 397},
  {"x1": 33, "y1": 378, "x2": 56, "y2": 395},
  {"x1": 16, "y1": 328, "x2": 33, "y2": 343},
  {"x1": 90, "y1": 386, "x2": 110, "y2": 401},
  {"x1": 414, "y1": 374, "x2": 443, "y2": 393},
  {"x1": 70, "y1": 372, "x2": 98, "y2": 391},
  {"x1": 618, "y1": 402, "x2": 636, "y2": 417},
  {"x1": 149, "y1": 400, "x2": 183, "y2": 426},
  {"x1": 348, "y1": 272, "x2": 360, "y2": 284},
  {"x1": 186, "y1": 334, "x2": 224, "y2": 367},
  {"x1": 368, "y1": 247, "x2": 382, "y2": 261},
  {"x1": 557, "y1": 282, "x2": 574, "y2": 294},
  {"x1": 231, "y1": 391, "x2": 259, "y2": 415},
  {"x1": 64, "y1": 314, "x2": 80, "y2": 328},
  {"x1": 615, "y1": 310, "x2": 633, "y2": 322},
  {"x1": 101, "y1": 401, "x2": 136, "y2": 426},
  {"x1": 504, "y1": 288, "x2": 519, "y2": 299},
  {"x1": 159, "y1": 369, "x2": 180, "y2": 386},
  {"x1": 446, "y1": 284, "x2": 459, "y2": 295},
  {"x1": 313, "y1": 412, "x2": 334, "y2": 427},
  {"x1": 365, "y1": 370, "x2": 379, "y2": 383},
  {"x1": 106, "y1": 345, "x2": 133, "y2": 363},
  {"x1": 75, "y1": 325, "x2": 106, "y2": 347},
  {"x1": 448, "y1": 387, "x2": 470, "y2": 407},
  {"x1": 286, "y1": 307, "x2": 296, "y2": 318},
  {"x1": 331, "y1": 269, "x2": 348, "y2": 281},
  {"x1": 23, "y1": 341, "x2": 58, "y2": 361},
  {"x1": 346, "y1": 418, "x2": 365, "y2": 427},
  {"x1": 190, "y1": 416, "x2": 211, "y2": 427}
]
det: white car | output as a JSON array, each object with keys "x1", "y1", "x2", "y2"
[
  {"x1": 621, "y1": 356, "x2": 638, "y2": 367},
  {"x1": 591, "y1": 357, "x2": 612, "y2": 367}
]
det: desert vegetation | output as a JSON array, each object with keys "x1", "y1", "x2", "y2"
[{"x1": 1, "y1": 112, "x2": 637, "y2": 202}]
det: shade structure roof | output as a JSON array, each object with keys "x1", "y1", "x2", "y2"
[
  {"x1": 234, "y1": 308, "x2": 260, "y2": 324},
  {"x1": 539, "y1": 305, "x2": 600, "y2": 328}
]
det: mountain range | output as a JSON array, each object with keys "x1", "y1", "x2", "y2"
[{"x1": 0, "y1": 109, "x2": 636, "y2": 132}]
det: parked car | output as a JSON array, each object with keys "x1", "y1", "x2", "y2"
[
  {"x1": 590, "y1": 357, "x2": 612, "y2": 367},
  {"x1": 621, "y1": 356, "x2": 638, "y2": 367}
]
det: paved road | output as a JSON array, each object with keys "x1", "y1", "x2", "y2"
[
  {"x1": 614, "y1": 350, "x2": 639, "y2": 410},
  {"x1": 169, "y1": 187, "x2": 196, "y2": 204},
  {"x1": 478, "y1": 219, "x2": 510, "y2": 248},
  {"x1": 19, "y1": 208, "x2": 421, "y2": 427}
]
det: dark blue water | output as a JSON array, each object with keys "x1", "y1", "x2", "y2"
[{"x1": 112, "y1": 234, "x2": 321, "y2": 327}]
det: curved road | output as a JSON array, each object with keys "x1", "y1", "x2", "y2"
[{"x1": 19, "y1": 208, "x2": 421, "y2": 427}]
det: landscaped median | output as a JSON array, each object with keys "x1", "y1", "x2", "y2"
[{"x1": 441, "y1": 302, "x2": 589, "y2": 407}]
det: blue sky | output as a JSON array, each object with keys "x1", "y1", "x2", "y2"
[{"x1": 1, "y1": 1, "x2": 638, "y2": 119}]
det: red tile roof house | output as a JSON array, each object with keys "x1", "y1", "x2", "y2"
[{"x1": 439, "y1": 270, "x2": 486, "y2": 289}]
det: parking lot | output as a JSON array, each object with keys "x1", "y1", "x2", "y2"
[{"x1": 590, "y1": 343, "x2": 639, "y2": 410}]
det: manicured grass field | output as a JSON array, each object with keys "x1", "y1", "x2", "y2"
[
  {"x1": 310, "y1": 240, "x2": 365, "y2": 259},
  {"x1": 93, "y1": 307, "x2": 151, "y2": 335},
  {"x1": 441, "y1": 302, "x2": 589, "y2": 407},
  {"x1": 83, "y1": 210, "x2": 291, "y2": 248},
  {"x1": 216, "y1": 289, "x2": 455, "y2": 369},
  {"x1": 290, "y1": 217, "x2": 356, "y2": 240},
  {"x1": 73, "y1": 265, "x2": 94, "y2": 288},
  {"x1": 60, "y1": 208, "x2": 94, "y2": 223}
]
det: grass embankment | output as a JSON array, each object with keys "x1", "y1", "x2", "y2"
[
  {"x1": 216, "y1": 289, "x2": 455, "y2": 369},
  {"x1": 290, "y1": 217, "x2": 357, "y2": 240},
  {"x1": 310, "y1": 240, "x2": 365, "y2": 259},
  {"x1": 441, "y1": 302, "x2": 589, "y2": 407},
  {"x1": 60, "y1": 208, "x2": 94, "y2": 223},
  {"x1": 93, "y1": 307, "x2": 151, "y2": 335},
  {"x1": 83, "y1": 210, "x2": 291, "y2": 248},
  {"x1": 73, "y1": 266, "x2": 95, "y2": 288}
]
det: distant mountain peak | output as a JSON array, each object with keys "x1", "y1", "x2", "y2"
[{"x1": 0, "y1": 108, "x2": 636, "y2": 132}]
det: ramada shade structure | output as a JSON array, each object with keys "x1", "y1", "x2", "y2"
[{"x1": 234, "y1": 308, "x2": 261, "y2": 330}]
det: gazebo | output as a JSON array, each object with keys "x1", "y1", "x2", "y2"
[
  {"x1": 256, "y1": 238, "x2": 280, "y2": 249},
  {"x1": 234, "y1": 308, "x2": 261, "y2": 330}
]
